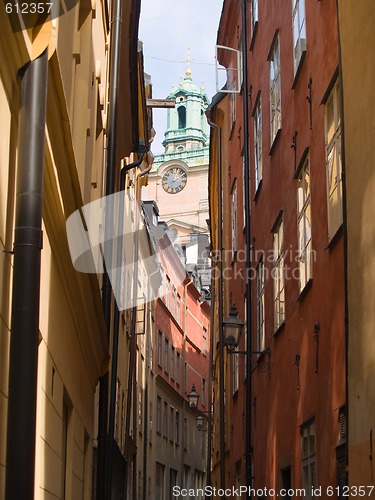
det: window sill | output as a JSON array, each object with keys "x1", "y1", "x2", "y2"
[
  {"x1": 250, "y1": 21, "x2": 259, "y2": 51},
  {"x1": 297, "y1": 278, "x2": 313, "y2": 302},
  {"x1": 269, "y1": 128, "x2": 282, "y2": 156},
  {"x1": 326, "y1": 224, "x2": 343, "y2": 251},
  {"x1": 254, "y1": 179, "x2": 263, "y2": 201},
  {"x1": 273, "y1": 321, "x2": 286, "y2": 337},
  {"x1": 291, "y1": 51, "x2": 307, "y2": 90}
]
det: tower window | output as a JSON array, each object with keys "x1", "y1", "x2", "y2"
[{"x1": 178, "y1": 106, "x2": 186, "y2": 129}]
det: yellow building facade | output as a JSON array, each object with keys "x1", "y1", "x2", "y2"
[
  {"x1": 338, "y1": 0, "x2": 375, "y2": 489},
  {"x1": 0, "y1": 0, "x2": 147, "y2": 497}
]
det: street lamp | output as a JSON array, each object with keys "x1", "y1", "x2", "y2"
[
  {"x1": 223, "y1": 305, "x2": 271, "y2": 357},
  {"x1": 187, "y1": 384, "x2": 199, "y2": 409},
  {"x1": 222, "y1": 305, "x2": 244, "y2": 349}
]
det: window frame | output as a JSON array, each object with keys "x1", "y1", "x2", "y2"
[
  {"x1": 291, "y1": 0, "x2": 307, "y2": 76},
  {"x1": 256, "y1": 257, "x2": 266, "y2": 352},
  {"x1": 273, "y1": 216, "x2": 285, "y2": 332},
  {"x1": 253, "y1": 95, "x2": 263, "y2": 192},
  {"x1": 269, "y1": 34, "x2": 282, "y2": 146},
  {"x1": 324, "y1": 78, "x2": 343, "y2": 241},
  {"x1": 301, "y1": 420, "x2": 317, "y2": 499},
  {"x1": 296, "y1": 155, "x2": 312, "y2": 293}
]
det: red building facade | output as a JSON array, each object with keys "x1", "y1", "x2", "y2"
[{"x1": 210, "y1": 0, "x2": 346, "y2": 496}]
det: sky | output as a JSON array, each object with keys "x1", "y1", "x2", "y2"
[{"x1": 139, "y1": 0, "x2": 224, "y2": 154}]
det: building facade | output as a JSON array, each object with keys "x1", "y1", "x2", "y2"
[
  {"x1": 338, "y1": 0, "x2": 375, "y2": 490},
  {"x1": 0, "y1": 1, "x2": 152, "y2": 498},
  {"x1": 137, "y1": 201, "x2": 211, "y2": 499},
  {"x1": 209, "y1": 0, "x2": 346, "y2": 496}
]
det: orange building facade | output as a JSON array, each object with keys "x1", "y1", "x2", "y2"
[{"x1": 209, "y1": 0, "x2": 346, "y2": 496}]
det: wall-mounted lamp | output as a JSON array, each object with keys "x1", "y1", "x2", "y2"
[
  {"x1": 222, "y1": 305, "x2": 244, "y2": 350},
  {"x1": 222, "y1": 305, "x2": 271, "y2": 357},
  {"x1": 187, "y1": 384, "x2": 199, "y2": 409}
]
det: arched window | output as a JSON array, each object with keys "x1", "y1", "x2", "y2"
[{"x1": 178, "y1": 106, "x2": 186, "y2": 129}]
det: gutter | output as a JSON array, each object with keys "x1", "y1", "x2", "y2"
[{"x1": 5, "y1": 49, "x2": 49, "y2": 500}]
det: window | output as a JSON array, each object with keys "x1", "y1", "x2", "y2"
[
  {"x1": 269, "y1": 36, "x2": 281, "y2": 144},
  {"x1": 175, "y1": 410, "x2": 180, "y2": 444},
  {"x1": 292, "y1": 0, "x2": 306, "y2": 75},
  {"x1": 170, "y1": 406, "x2": 174, "y2": 441},
  {"x1": 254, "y1": 96, "x2": 263, "y2": 190},
  {"x1": 178, "y1": 106, "x2": 186, "y2": 129},
  {"x1": 176, "y1": 294, "x2": 181, "y2": 324},
  {"x1": 171, "y1": 346, "x2": 175, "y2": 380},
  {"x1": 163, "y1": 401, "x2": 168, "y2": 438},
  {"x1": 176, "y1": 352, "x2": 181, "y2": 384},
  {"x1": 164, "y1": 338, "x2": 169, "y2": 373},
  {"x1": 301, "y1": 420, "x2": 317, "y2": 499},
  {"x1": 251, "y1": 0, "x2": 258, "y2": 34},
  {"x1": 325, "y1": 79, "x2": 342, "y2": 240},
  {"x1": 297, "y1": 156, "x2": 312, "y2": 291},
  {"x1": 166, "y1": 277, "x2": 171, "y2": 309},
  {"x1": 273, "y1": 217, "x2": 285, "y2": 331},
  {"x1": 202, "y1": 327, "x2": 207, "y2": 356},
  {"x1": 256, "y1": 257, "x2": 265, "y2": 351},
  {"x1": 156, "y1": 396, "x2": 162, "y2": 434},
  {"x1": 231, "y1": 180, "x2": 238, "y2": 254},
  {"x1": 171, "y1": 286, "x2": 176, "y2": 317},
  {"x1": 156, "y1": 462, "x2": 165, "y2": 500},
  {"x1": 157, "y1": 331, "x2": 163, "y2": 368},
  {"x1": 202, "y1": 378, "x2": 206, "y2": 406}
]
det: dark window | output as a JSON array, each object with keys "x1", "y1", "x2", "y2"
[{"x1": 178, "y1": 106, "x2": 186, "y2": 129}]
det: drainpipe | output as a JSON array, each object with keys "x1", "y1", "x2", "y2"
[
  {"x1": 124, "y1": 160, "x2": 152, "y2": 500},
  {"x1": 5, "y1": 49, "x2": 49, "y2": 500},
  {"x1": 96, "y1": 0, "x2": 125, "y2": 493},
  {"x1": 205, "y1": 112, "x2": 225, "y2": 489},
  {"x1": 240, "y1": 0, "x2": 253, "y2": 496},
  {"x1": 106, "y1": 152, "x2": 145, "y2": 500}
]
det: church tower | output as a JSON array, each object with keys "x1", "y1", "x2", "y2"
[{"x1": 142, "y1": 59, "x2": 210, "y2": 245}]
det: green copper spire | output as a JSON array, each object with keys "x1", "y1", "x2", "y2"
[{"x1": 162, "y1": 55, "x2": 209, "y2": 154}]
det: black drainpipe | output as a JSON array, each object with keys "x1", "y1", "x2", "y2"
[
  {"x1": 240, "y1": 0, "x2": 253, "y2": 496},
  {"x1": 5, "y1": 49, "x2": 49, "y2": 500},
  {"x1": 96, "y1": 0, "x2": 124, "y2": 493}
]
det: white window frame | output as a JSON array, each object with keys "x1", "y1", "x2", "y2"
[
  {"x1": 269, "y1": 36, "x2": 282, "y2": 144},
  {"x1": 325, "y1": 79, "x2": 342, "y2": 240},
  {"x1": 292, "y1": 0, "x2": 307, "y2": 75},
  {"x1": 297, "y1": 156, "x2": 312, "y2": 292},
  {"x1": 256, "y1": 257, "x2": 265, "y2": 352},
  {"x1": 301, "y1": 420, "x2": 316, "y2": 499},
  {"x1": 273, "y1": 217, "x2": 285, "y2": 331},
  {"x1": 254, "y1": 96, "x2": 263, "y2": 191}
]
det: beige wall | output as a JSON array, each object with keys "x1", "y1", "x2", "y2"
[
  {"x1": 0, "y1": 2, "x2": 110, "y2": 497},
  {"x1": 339, "y1": 0, "x2": 375, "y2": 487}
]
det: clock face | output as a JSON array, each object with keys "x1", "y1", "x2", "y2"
[{"x1": 161, "y1": 167, "x2": 187, "y2": 194}]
